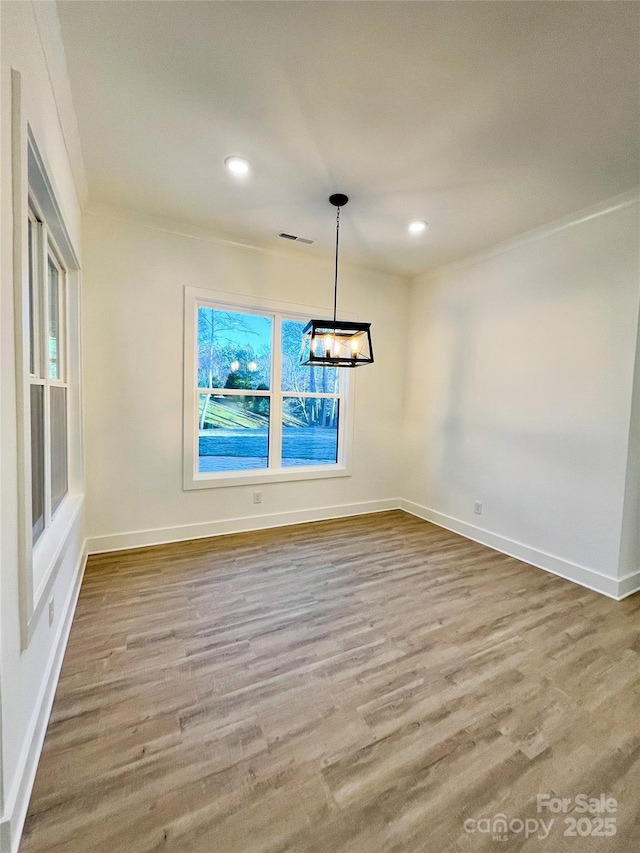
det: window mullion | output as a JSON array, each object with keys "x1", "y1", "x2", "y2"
[
  {"x1": 338, "y1": 368, "x2": 349, "y2": 466},
  {"x1": 33, "y1": 219, "x2": 44, "y2": 379},
  {"x1": 281, "y1": 391, "x2": 340, "y2": 399},
  {"x1": 40, "y1": 223, "x2": 52, "y2": 529},
  {"x1": 196, "y1": 387, "x2": 271, "y2": 396},
  {"x1": 269, "y1": 314, "x2": 282, "y2": 470},
  {"x1": 60, "y1": 265, "x2": 67, "y2": 383},
  {"x1": 29, "y1": 212, "x2": 41, "y2": 378}
]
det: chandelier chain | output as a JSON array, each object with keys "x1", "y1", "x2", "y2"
[{"x1": 333, "y1": 206, "x2": 340, "y2": 323}]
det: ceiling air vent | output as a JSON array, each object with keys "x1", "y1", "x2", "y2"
[{"x1": 278, "y1": 232, "x2": 314, "y2": 245}]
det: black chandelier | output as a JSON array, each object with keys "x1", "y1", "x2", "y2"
[{"x1": 300, "y1": 194, "x2": 374, "y2": 368}]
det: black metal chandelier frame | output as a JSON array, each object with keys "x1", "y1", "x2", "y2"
[{"x1": 300, "y1": 194, "x2": 374, "y2": 368}]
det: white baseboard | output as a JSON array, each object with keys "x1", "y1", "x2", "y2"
[
  {"x1": 0, "y1": 539, "x2": 88, "y2": 853},
  {"x1": 616, "y1": 569, "x2": 640, "y2": 600},
  {"x1": 399, "y1": 499, "x2": 637, "y2": 600},
  {"x1": 86, "y1": 499, "x2": 401, "y2": 554}
]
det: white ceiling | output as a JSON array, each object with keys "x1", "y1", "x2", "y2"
[{"x1": 57, "y1": 1, "x2": 639, "y2": 276}]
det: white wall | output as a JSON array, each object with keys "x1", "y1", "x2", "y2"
[
  {"x1": 618, "y1": 295, "x2": 640, "y2": 596},
  {"x1": 402, "y1": 199, "x2": 640, "y2": 597},
  {"x1": 82, "y1": 208, "x2": 409, "y2": 549},
  {"x1": 0, "y1": 3, "x2": 85, "y2": 850}
]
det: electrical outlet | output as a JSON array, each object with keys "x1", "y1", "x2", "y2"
[
  {"x1": 474, "y1": 501, "x2": 483, "y2": 515},
  {"x1": 253, "y1": 490, "x2": 262, "y2": 505},
  {"x1": 48, "y1": 599, "x2": 55, "y2": 627}
]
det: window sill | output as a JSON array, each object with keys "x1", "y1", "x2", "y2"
[{"x1": 184, "y1": 464, "x2": 351, "y2": 490}]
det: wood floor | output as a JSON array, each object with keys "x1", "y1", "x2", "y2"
[{"x1": 20, "y1": 510, "x2": 640, "y2": 852}]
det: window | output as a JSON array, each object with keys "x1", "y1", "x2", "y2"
[
  {"x1": 27, "y1": 203, "x2": 69, "y2": 542},
  {"x1": 14, "y1": 122, "x2": 83, "y2": 645},
  {"x1": 184, "y1": 289, "x2": 353, "y2": 488}
]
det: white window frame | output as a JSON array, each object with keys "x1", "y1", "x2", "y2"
[
  {"x1": 28, "y1": 197, "x2": 70, "y2": 539},
  {"x1": 13, "y1": 95, "x2": 84, "y2": 646},
  {"x1": 28, "y1": 195, "x2": 70, "y2": 516},
  {"x1": 183, "y1": 286, "x2": 355, "y2": 489}
]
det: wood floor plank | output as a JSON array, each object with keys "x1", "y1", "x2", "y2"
[{"x1": 19, "y1": 511, "x2": 640, "y2": 851}]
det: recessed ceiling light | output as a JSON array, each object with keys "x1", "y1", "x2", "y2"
[
  {"x1": 408, "y1": 220, "x2": 428, "y2": 234},
  {"x1": 225, "y1": 156, "x2": 250, "y2": 176}
]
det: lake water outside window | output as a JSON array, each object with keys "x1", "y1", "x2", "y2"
[
  {"x1": 281, "y1": 397, "x2": 339, "y2": 467},
  {"x1": 199, "y1": 394, "x2": 270, "y2": 471},
  {"x1": 196, "y1": 307, "x2": 344, "y2": 475}
]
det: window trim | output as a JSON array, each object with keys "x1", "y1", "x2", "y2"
[
  {"x1": 28, "y1": 199, "x2": 71, "y2": 526},
  {"x1": 183, "y1": 286, "x2": 356, "y2": 489},
  {"x1": 12, "y1": 94, "x2": 83, "y2": 647}
]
